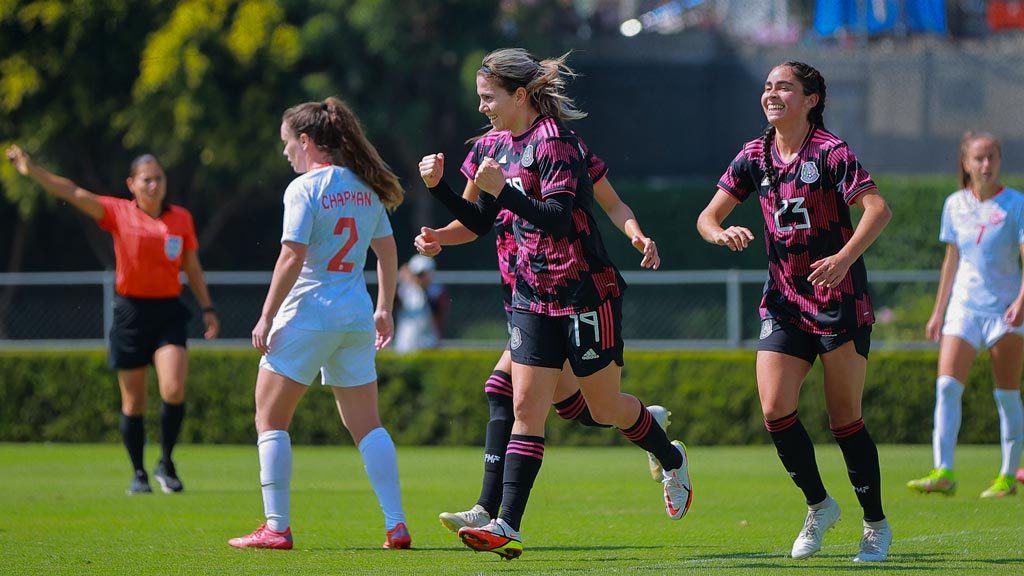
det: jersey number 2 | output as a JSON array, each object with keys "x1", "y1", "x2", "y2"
[{"x1": 327, "y1": 217, "x2": 358, "y2": 272}]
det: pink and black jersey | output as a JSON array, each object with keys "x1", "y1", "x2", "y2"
[
  {"x1": 717, "y1": 126, "x2": 878, "y2": 334},
  {"x1": 461, "y1": 124, "x2": 611, "y2": 313}
]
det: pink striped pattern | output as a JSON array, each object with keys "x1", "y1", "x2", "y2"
[
  {"x1": 764, "y1": 411, "x2": 799, "y2": 432},
  {"x1": 621, "y1": 406, "x2": 653, "y2": 441},
  {"x1": 554, "y1": 392, "x2": 586, "y2": 420},
  {"x1": 484, "y1": 371, "x2": 513, "y2": 397},
  {"x1": 598, "y1": 300, "x2": 614, "y2": 350},
  {"x1": 831, "y1": 418, "x2": 865, "y2": 439},
  {"x1": 507, "y1": 439, "x2": 545, "y2": 460}
]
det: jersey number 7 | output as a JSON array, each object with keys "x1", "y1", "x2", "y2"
[{"x1": 327, "y1": 217, "x2": 359, "y2": 272}]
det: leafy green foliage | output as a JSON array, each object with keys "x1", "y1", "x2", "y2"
[{"x1": 1, "y1": 348, "x2": 1009, "y2": 445}]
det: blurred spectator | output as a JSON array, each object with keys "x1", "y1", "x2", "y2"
[{"x1": 394, "y1": 255, "x2": 449, "y2": 354}]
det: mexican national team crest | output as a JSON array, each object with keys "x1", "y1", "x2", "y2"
[
  {"x1": 164, "y1": 235, "x2": 183, "y2": 260},
  {"x1": 521, "y1": 144, "x2": 534, "y2": 168},
  {"x1": 799, "y1": 161, "x2": 820, "y2": 184},
  {"x1": 759, "y1": 320, "x2": 773, "y2": 340},
  {"x1": 509, "y1": 326, "x2": 522, "y2": 350}
]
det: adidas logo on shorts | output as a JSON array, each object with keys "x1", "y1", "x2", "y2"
[{"x1": 581, "y1": 349, "x2": 600, "y2": 360}]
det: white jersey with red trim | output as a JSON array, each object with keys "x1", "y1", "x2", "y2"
[
  {"x1": 276, "y1": 165, "x2": 393, "y2": 332},
  {"x1": 941, "y1": 187, "x2": 1024, "y2": 315}
]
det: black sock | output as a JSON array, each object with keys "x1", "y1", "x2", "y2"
[
  {"x1": 620, "y1": 402, "x2": 682, "y2": 471},
  {"x1": 499, "y1": 434, "x2": 545, "y2": 532},
  {"x1": 478, "y1": 373, "x2": 513, "y2": 518},
  {"x1": 119, "y1": 413, "x2": 146, "y2": 476},
  {"x1": 833, "y1": 419, "x2": 885, "y2": 522},
  {"x1": 766, "y1": 411, "x2": 827, "y2": 505},
  {"x1": 160, "y1": 402, "x2": 186, "y2": 464},
  {"x1": 553, "y1": 389, "x2": 611, "y2": 428}
]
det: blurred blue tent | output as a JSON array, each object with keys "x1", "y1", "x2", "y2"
[{"x1": 815, "y1": 0, "x2": 946, "y2": 36}]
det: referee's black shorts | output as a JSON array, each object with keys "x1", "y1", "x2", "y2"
[{"x1": 108, "y1": 295, "x2": 191, "y2": 370}]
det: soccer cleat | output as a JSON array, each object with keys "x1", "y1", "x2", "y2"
[
  {"x1": 1017, "y1": 468, "x2": 1024, "y2": 485},
  {"x1": 228, "y1": 524, "x2": 293, "y2": 550},
  {"x1": 980, "y1": 475, "x2": 1017, "y2": 498},
  {"x1": 906, "y1": 468, "x2": 956, "y2": 495},
  {"x1": 853, "y1": 518, "x2": 892, "y2": 562},
  {"x1": 383, "y1": 522, "x2": 412, "y2": 549},
  {"x1": 153, "y1": 459, "x2": 184, "y2": 493},
  {"x1": 126, "y1": 471, "x2": 152, "y2": 495},
  {"x1": 790, "y1": 495, "x2": 841, "y2": 559},
  {"x1": 458, "y1": 518, "x2": 523, "y2": 560},
  {"x1": 439, "y1": 504, "x2": 491, "y2": 533},
  {"x1": 662, "y1": 441, "x2": 692, "y2": 520},
  {"x1": 646, "y1": 405, "x2": 673, "y2": 481}
]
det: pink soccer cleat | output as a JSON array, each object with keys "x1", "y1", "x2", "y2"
[
  {"x1": 383, "y1": 522, "x2": 412, "y2": 549},
  {"x1": 228, "y1": 524, "x2": 293, "y2": 550}
]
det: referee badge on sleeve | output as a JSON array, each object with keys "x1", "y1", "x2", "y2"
[{"x1": 164, "y1": 235, "x2": 183, "y2": 260}]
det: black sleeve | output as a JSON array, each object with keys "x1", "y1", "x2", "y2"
[
  {"x1": 427, "y1": 179, "x2": 499, "y2": 236},
  {"x1": 496, "y1": 185, "x2": 573, "y2": 235}
]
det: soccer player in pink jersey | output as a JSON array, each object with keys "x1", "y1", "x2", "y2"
[
  {"x1": 417, "y1": 127, "x2": 666, "y2": 535},
  {"x1": 697, "y1": 61, "x2": 893, "y2": 562},
  {"x1": 228, "y1": 97, "x2": 409, "y2": 551},
  {"x1": 421, "y1": 48, "x2": 691, "y2": 560},
  {"x1": 907, "y1": 132, "x2": 1024, "y2": 499}
]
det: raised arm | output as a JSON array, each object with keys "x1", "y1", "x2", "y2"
[
  {"x1": 371, "y1": 234, "x2": 398, "y2": 350},
  {"x1": 6, "y1": 145, "x2": 105, "y2": 220},
  {"x1": 593, "y1": 177, "x2": 660, "y2": 269},
  {"x1": 181, "y1": 250, "x2": 220, "y2": 340},
  {"x1": 416, "y1": 181, "x2": 483, "y2": 257}
]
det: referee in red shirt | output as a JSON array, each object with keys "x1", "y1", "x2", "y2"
[{"x1": 7, "y1": 145, "x2": 219, "y2": 495}]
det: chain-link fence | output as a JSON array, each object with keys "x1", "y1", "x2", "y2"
[{"x1": 0, "y1": 270, "x2": 940, "y2": 350}]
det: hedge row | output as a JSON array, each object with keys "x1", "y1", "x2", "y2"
[{"x1": 0, "y1": 349, "x2": 1011, "y2": 446}]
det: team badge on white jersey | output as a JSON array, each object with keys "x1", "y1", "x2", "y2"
[
  {"x1": 521, "y1": 144, "x2": 535, "y2": 168},
  {"x1": 799, "y1": 161, "x2": 820, "y2": 184},
  {"x1": 164, "y1": 235, "x2": 183, "y2": 260}
]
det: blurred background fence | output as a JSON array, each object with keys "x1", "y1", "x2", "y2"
[{"x1": 0, "y1": 269, "x2": 939, "y2": 350}]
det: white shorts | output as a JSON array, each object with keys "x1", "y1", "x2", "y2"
[
  {"x1": 942, "y1": 306, "x2": 1024, "y2": 350},
  {"x1": 259, "y1": 322, "x2": 377, "y2": 387}
]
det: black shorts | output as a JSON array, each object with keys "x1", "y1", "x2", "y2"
[
  {"x1": 756, "y1": 318, "x2": 871, "y2": 364},
  {"x1": 108, "y1": 295, "x2": 191, "y2": 370},
  {"x1": 509, "y1": 298, "x2": 624, "y2": 377}
]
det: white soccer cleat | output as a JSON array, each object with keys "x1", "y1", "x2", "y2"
[
  {"x1": 662, "y1": 441, "x2": 692, "y2": 519},
  {"x1": 791, "y1": 495, "x2": 841, "y2": 559},
  {"x1": 439, "y1": 504, "x2": 491, "y2": 533},
  {"x1": 647, "y1": 405, "x2": 672, "y2": 481},
  {"x1": 853, "y1": 518, "x2": 892, "y2": 562}
]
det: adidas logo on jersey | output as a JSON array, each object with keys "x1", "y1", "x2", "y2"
[{"x1": 581, "y1": 349, "x2": 600, "y2": 360}]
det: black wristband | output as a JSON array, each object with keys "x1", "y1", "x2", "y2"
[{"x1": 202, "y1": 305, "x2": 217, "y2": 314}]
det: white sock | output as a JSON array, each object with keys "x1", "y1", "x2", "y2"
[
  {"x1": 258, "y1": 430, "x2": 292, "y2": 533},
  {"x1": 993, "y1": 388, "x2": 1023, "y2": 477},
  {"x1": 358, "y1": 427, "x2": 405, "y2": 529},
  {"x1": 933, "y1": 375, "x2": 964, "y2": 470}
]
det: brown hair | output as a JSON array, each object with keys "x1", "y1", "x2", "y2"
[
  {"x1": 958, "y1": 131, "x2": 1001, "y2": 189},
  {"x1": 282, "y1": 97, "x2": 404, "y2": 210},
  {"x1": 479, "y1": 48, "x2": 586, "y2": 122},
  {"x1": 761, "y1": 61, "x2": 828, "y2": 196}
]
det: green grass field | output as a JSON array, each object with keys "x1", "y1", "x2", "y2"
[{"x1": 2, "y1": 443, "x2": 1021, "y2": 575}]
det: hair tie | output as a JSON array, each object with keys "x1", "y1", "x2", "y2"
[{"x1": 320, "y1": 101, "x2": 328, "y2": 111}]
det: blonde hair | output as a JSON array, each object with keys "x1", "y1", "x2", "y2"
[{"x1": 282, "y1": 97, "x2": 404, "y2": 211}]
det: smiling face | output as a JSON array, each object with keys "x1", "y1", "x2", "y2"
[
  {"x1": 477, "y1": 73, "x2": 525, "y2": 133},
  {"x1": 126, "y1": 161, "x2": 166, "y2": 211},
  {"x1": 761, "y1": 65, "x2": 819, "y2": 129},
  {"x1": 280, "y1": 121, "x2": 308, "y2": 174},
  {"x1": 962, "y1": 137, "x2": 1002, "y2": 191}
]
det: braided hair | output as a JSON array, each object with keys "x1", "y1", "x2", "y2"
[{"x1": 760, "y1": 61, "x2": 827, "y2": 196}]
